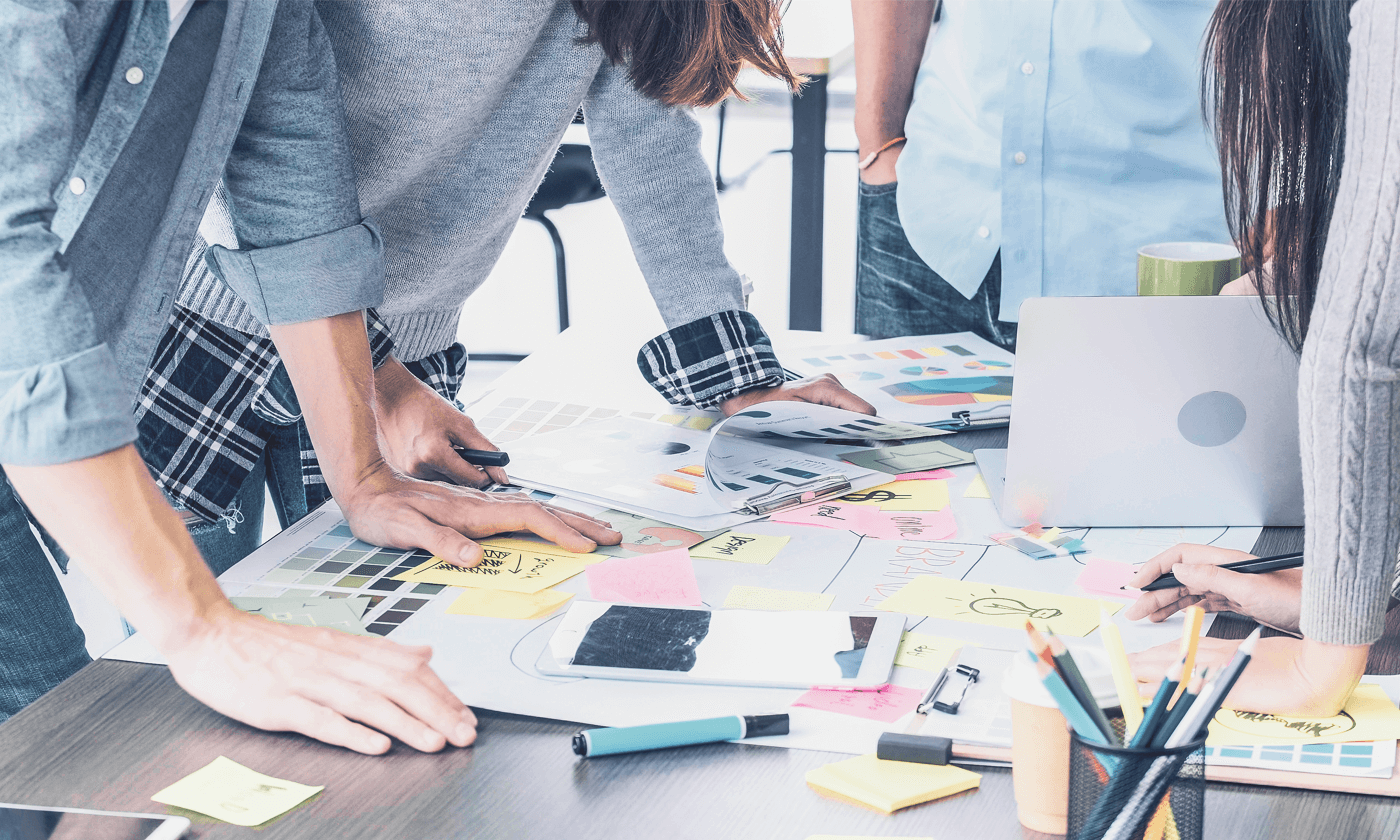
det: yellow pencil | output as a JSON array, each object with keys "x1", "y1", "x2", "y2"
[
  {"x1": 1173, "y1": 605, "x2": 1205, "y2": 705},
  {"x1": 1099, "y1": 607, "x2": 1143, "y2": 738}
]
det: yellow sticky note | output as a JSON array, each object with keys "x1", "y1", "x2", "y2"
[
  {"x1": 690, "y1": 532, "x2": 790, "y2": 564},
  {"x1": 394, "y1": 547, "x2": 587, "y2": 593},
  {"x1": 476, "y1": 537, "x2": 607, "y2": 564},
  {"x1": 963, "y1": 474, "x2": 991, "y2": 499},
  {"x1": 151, "y1": 756, "x2": 322, "y2": 827},
  {"x1": 1206, "y1": 684, "x2": 1400, "y2": 746},
  {"x1": 805, "y1": 753, "x2": 980, "y2": 814},
  {"x1": 877, "y1": 577, "x2": 1117, "y2": 637},
  {"x1": 841, "y1": 480, "x2": 949, "y2": 511},
  {"x1": 445, "y1": 587, "x2": 573, "y2": 619},
  {"x1": 894, "y1": 632, "x2": 965, "y2": 672},
  {"x1": 724, "y1": 585, "x2": 834, "y2": 611}
]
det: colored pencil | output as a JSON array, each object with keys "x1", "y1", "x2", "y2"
[
  {"x1": 1172, "y1": 606, "x2": 1205, "y2": 706},
  {"x1": 1046, "y1": 628, "x2": 1117, "y2": 744},
  {"x1": 1100, "y1": 608, "x2": 1144, "y2": 738},
  {"x1": 1151, "y1": 669, "x2": 1206, "y2": 750},
  {"x1": 1128, "y1": 658, "x2": 1183, "y2": 750},
  {"x1": 1025, "y1": 650, "x2": 1111, "y2": 746}
]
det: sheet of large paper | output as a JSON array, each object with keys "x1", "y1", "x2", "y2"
[
  {"x1": 104, "y1": 471, "x2": 1261, "y2": 758},
  {"x1": 786, "y1": 333, "x2": 1015, "y2": 427}
]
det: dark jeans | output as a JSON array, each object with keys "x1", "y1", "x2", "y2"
[{"x1": 854, "y1": 180, "x2": 1018, "y2": 352}]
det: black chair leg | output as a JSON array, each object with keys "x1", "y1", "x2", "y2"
[{"x1": 530, "y1": 212, "x2": 569, "y2": 332}]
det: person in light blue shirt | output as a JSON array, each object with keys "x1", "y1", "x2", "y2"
[{"x1": 851, "y1": 0, "x2": 1230, "y2": 349}]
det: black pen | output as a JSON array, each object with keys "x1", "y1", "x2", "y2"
[
  {"x1": 453, "y1": 447, "x2": 510, "y2": 468},
  {"x1": 1139, "y1": 551, "x2": 1303, "y2": 592}
]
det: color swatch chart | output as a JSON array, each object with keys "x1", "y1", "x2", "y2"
[
  {"x1": 223, "y1": 520, "x2": 448, "y2": 637},
  {"x1": 1204, "y1": 741, "x2": 1398, "y2": 778},
  {"x1": 801, "y1": 344, "x2": 978, "y2": 366},
  {"x1": 470, "y1": 393, "x2": 714, "y2": 444}
]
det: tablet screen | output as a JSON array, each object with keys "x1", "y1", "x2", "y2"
[{"x1": 0, "y1": 806, "x2": 167, "y2": 840}]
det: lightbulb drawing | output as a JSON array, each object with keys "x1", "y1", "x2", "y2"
[{"x1": 967, "y1": 596, "x2": 1062, "y2": 621}]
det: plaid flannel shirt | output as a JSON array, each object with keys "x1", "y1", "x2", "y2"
[{"x1": 139, "y1": 306, "x2": 776, "y2": 524}]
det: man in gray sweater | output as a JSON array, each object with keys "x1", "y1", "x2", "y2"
[{"x1": 140, "y1": 0, "x2": 872, "y2": 563}]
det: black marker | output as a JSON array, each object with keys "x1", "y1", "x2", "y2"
[
  {"x1": 453, "y1": 447, "x2": 510, "y2": 468},
  {"x1": 1139, "y1": 551, "x2": 1303, "y2": 592}
]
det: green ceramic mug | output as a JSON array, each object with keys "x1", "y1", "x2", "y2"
[{"x1": 1137, "y1": 242, "x2": 1242, "y2": 296}]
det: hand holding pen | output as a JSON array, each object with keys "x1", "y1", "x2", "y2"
[{"x1": 1125, "y1": 544, "x2": 1303, "y2": 633}]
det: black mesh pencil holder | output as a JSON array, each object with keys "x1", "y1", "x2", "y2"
[{"x1": 1067, "y1": 721, "x2": 1206, "y2": 840}]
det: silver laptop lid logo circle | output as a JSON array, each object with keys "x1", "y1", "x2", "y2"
[{"x1": 1177, "y1": 391, "x2": 1247, "y2": 447}]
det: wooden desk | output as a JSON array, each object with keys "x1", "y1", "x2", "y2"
[{"x1": 3, "y1": 429, "x2": 1400, "y2": 838}]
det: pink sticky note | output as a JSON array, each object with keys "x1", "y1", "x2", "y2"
[
  {"x1": 857, "y1": 506, "x2": 957, "y2": 542},
  {"x1": 792, "y1": 684, "x2": 925, "y2": 723},
  {"x1": 1076, "y1": 558, "x2": 1140, "y2": 600},
  {"x1": 586, "y1": 548, "x2": 703, "y2": 606},
  {"x1": 894, "y1": 469, "x2": 956, "y2": 481},
  {"x1": 769, "y1": 501, "x2": 869, "y2": 531}
]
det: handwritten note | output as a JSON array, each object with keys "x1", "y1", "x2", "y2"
[
  {"x1": 770, "y1": 501, "x2": 869, "y2": 531},
  {"x1": 806, "y1": 753, "x2": 980, "y2": 814},
  {"x1": 895, "y1": 632, "x2": 965, "y2": 672},
  {"x1": 394, "y1": 548, "x2": 587, "y2": 593},
  {"x1": 445, "y1": 587, "x2": 573, "y2": 619},
  {"x1": 723, "y1": 585, "x2": 834, "y2": 611},
  {"x1": 1076, "y1": 558, "x2": 1140, "y2": 601},
  {"x1": 895, "y1": 469, "x2": 956, "y2": 481},
  {"x1": 151, "y1": 756, "x2": 322, "y2": 827},
  {"x1": 690, "y1": 532, "x2": 790, "y2": 564},
  {"x1": 793, "y1": 685, "x2": 924, "y2": 723},
  {"x1": 859, "y1": 507, "x2": 957, "y2": 542},
  {"x1": 586, "y1": 548, "x2": 703, "y2": 606},
  {"x1": 841, "y1": 480, "x2": 949, "y2": 512},
  {"x1": 963, "y1": 474, "x2": 992, "y2": 499},
  {"x1": 476, "y1": 537, "x2": 607, "y2": 564},
  {"x1": 1206, "y1": 684, "x2": 1400, "y2": 746},
  {"x1": 878, "y1": 577, "x2": 1118, "y2": 636}
]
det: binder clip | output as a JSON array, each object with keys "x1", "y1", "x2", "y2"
[{"x1": 918, "y1": 664, "x2": 980, "y2": 716}]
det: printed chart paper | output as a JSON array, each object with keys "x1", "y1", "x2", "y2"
[{"x1": 840, "y1": 440, "x2": 975, "y2": 475}]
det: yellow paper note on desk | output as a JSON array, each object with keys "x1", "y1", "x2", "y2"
[
  {"x1": 394, "y1": 547, "x2": 586, "y2": 593},
  {"x1": 151, "y1": 756, "x2": 322, "y2": 826},
  {"x1": 690, "y1": 532, "x2": 790, "y2": 564},
  {"x1": 1206, "y1": 684, "x2": 1400, "y2": 746},
  {"x1": 841, "y1": 480, "x2": 949, "y2": 511},
  {"x1": 878, "y1": 577, "x2": 1117, "y2": 637},
  {"x1": 894, "y1": 632, "x2": 965, "y2": 672},
  {"x1": 963, "y1": 474, "x2": 992, "y2": 499},
  {"x1": 445, "y1": 587, "x2": 573, "y2": 619},
  {"x1": 806, "y1": 753, "x2": 980, "y2": 814}
]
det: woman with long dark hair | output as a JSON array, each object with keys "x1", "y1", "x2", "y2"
[
  {"x1": 137, "y1": 0, "x2": 874, "y2": 568},
  {"x1": 1126, "y1": 0, "x2": 1399, "y2": 715}
]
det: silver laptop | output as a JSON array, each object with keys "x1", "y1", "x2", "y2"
[{"x1": 975, "y1": 296, "x2": 1303, "y2": 527}]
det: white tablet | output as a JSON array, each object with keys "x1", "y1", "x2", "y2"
[
  {"x1": 536, "y1": 602, "x2": 904, "y2": 689},
  {"x1": 0, "y1": 804, "x2": 188, "y2": 840}
]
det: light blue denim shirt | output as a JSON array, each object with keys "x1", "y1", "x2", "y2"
[
  {"x1": 896, "y1": 0, "x2": 1229, "y2": 322},
  {"x1": 0, "y1": 0, "x2": 382, "y2": 465}
]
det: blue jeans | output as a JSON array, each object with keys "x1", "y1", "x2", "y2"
[
  {"x1": 854, "y1": 180, "x2": 1018, "y2": 351},
  {"x1": 0, "y1": 477, "x2": 91, "y2": 721}
]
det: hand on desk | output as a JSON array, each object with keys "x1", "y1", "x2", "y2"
[
  {"x1": 719, "y1": 373, "x2": 877, "y2": 416},
  {"x1": 375, "y1": 357, "x2": 509, "y2": 488},
  {"x1": 339, "y1": 460, "x2": 621, "y2": 567},
  {"x1": 165, "y1": 602, "x2": 476, "y2": 755},
  {"x1": 1129, "y1": 635, "x2": 1368, "y2": 719},
  {"x1": 1125, "y1": 543, "x2": 1302, "y2": 634}
]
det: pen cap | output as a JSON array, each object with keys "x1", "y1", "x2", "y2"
[
  {"x1": 1003, "y1": 645, "x2": 1119, "y2": 711},
  {"x1": 743, "y1": 714, "x2": 789, "y2": 738}
]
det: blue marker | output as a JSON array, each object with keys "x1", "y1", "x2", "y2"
[{"x1": 572, "y1": 714, "x2": 789, "y2": 757}]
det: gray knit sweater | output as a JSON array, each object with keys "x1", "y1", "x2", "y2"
[
  {"x1": 180, "y1": 0, "x2": 745, "y2": 363},
  {"x1": 1298, "y1": 0, "x2": 1400, "y2": 646}
]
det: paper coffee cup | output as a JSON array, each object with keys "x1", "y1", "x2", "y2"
[
  {"x1": 1137, "y1": 242, "x2": 1242, "y2": 296},
  {"x1": 1004, "y1": 648, "x2": 1119, "y2": 835}
]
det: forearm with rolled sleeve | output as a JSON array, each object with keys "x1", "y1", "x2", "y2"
[
  {"x1": 0, "y1": 0, "x2": 138, "y2": 465},
  {"x1": 1298, "y1": 0, "x2": 1400, "y2": 647},
  {"x1": 204, "y1": 0, "x2": 383, "y2": 327}
]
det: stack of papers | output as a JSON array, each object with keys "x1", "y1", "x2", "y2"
[{"x1": 805, "y1": 753, "x2": 980, "y2": 814}]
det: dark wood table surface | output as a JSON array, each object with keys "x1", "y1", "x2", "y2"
[{"x1": 4, "y1": 431, "x2": 1400, "y2": 838}]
